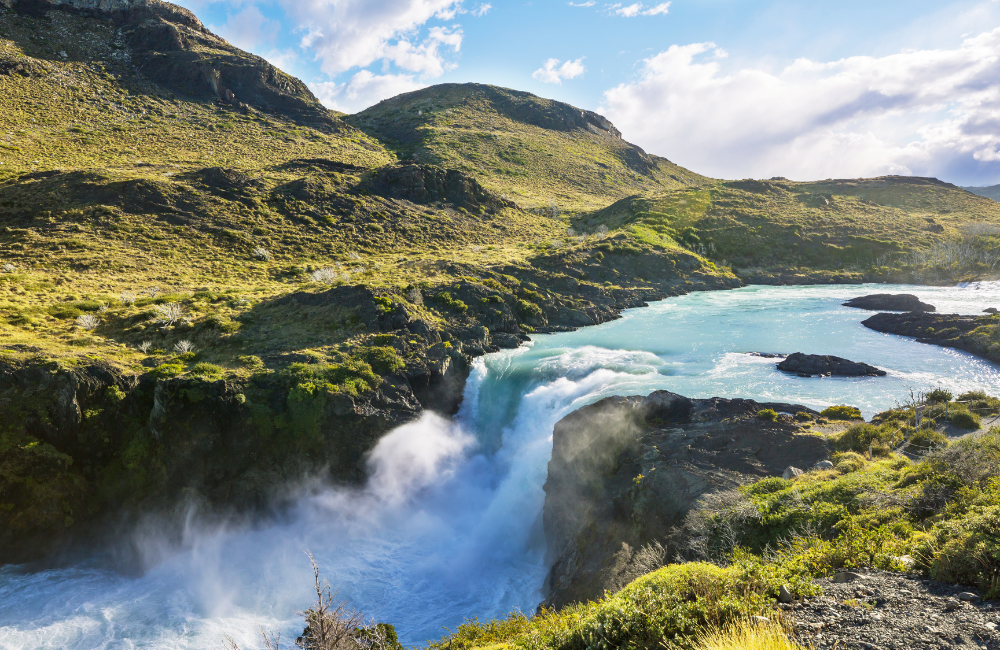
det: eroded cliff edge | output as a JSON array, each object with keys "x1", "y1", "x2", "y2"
[{"x1": 542, "y1": 391, "x2": 831, "y2": 608}]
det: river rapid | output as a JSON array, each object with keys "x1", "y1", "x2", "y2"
[{"x1": 2, "y1": 283, "x2": 999, "y2": 649}]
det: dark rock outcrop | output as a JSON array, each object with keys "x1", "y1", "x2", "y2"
[
  {"x1": 843, "y1": 294, "x2": 936, "y2": 312},
  {"x1": 777, "y1": 352, "x2": 887, "y2": 377},
  {"x1": 862, "y1": 312, "x2": 998, "y2": 364},
  {"x1": 543, "y1": 390, "x2": 829, "y2": 608},
  {"x1": 366, "y1": 164, "x2": 515, "y2": 212},
  {"x1": 9, "y1": 0, "x2": 342, "y2": 129}
]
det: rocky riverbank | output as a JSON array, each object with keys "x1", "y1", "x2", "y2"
[
  {"x1": 542, "y1": 390, "x2": 831, "y2": 608},
  {"x1": 0, "y1": 266, "x2": 736, "y2": 567},
  {"x1": 862, "y1": 312, "x2": 1000, "y2": 364}
]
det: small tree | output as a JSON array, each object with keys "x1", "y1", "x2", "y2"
[
  {"x1": 120, "y1": 290, "x2": 137, "y2": 306},
  {"x1": 253, "y1": 246, "x2": 272, "y2": 262}
]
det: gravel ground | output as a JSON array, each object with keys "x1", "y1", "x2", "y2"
[{"x1": 788, "y1": 570, "x2": 999, "y2": 650}]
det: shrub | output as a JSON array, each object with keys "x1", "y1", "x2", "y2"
[
  {"x1": 154, "y1": 302, "x2": 185, "y2": 328},
  {"x1": 834, "y1": 451, "x2": 868, "y2": 473},
  {"x1": 189, "y1": 363, "x2": 223, "y2": 378},
  {"x1": 311, "y1": 267, "x2": 340, "y2": 284},
  {"x1": 76, "y1": 314, "x2": 100, "y2": 330},
  {"x1": 237, "y1": 355, "x2": 265, "y2": 371},
  {"x1": 833, "y1": 423, "x2": 901, "y2": 453},
  {"x1": 517, "y1": 299, "x2": 542, "y2": 319},
  {"x1": 950, "y1": 410, "x2": 981, "y2": 430},
  {"x1": 926, "y1": 388, "x2": 954, "y2": 403},
  {"x1": 905, "y1": 428, "x2": 949, "y2": 456},
  {"x1": 173, "y1": 340, "x2": 195, "y2": 354},
  {"x1": 794, "y1": 412, "x2": 813, "y2": 422},
  {"x1": 435, "y1": 292, "x2": 468, "y2": 313},
  {"x1": 151, "y1": 362, "x2": 184, "y2": 379},
  {"x1": 914, "y1": 505, "x2": 1000, "y2": 598},
  {"x1": 757, "y1": 408, "x2": 778, "y2": 421},
  {"x1": 821, "y1": 405, "x2": 862, "y2": 421},
  {"x1": 355, "y1": 346, "x2": 404, "y2": 376}
]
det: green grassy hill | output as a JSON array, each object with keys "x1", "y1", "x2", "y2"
[
  {"x1": 348, "y1": 83, "x2": 707, "y2": 212},
  {"x1": 577, "y1": 177, "x2": 1000, "y2": 283}
]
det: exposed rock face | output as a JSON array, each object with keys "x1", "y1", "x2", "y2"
[
  {"x1": 543, "y1": 391, "x2": 829, "y2": 608},
  {"x1": 9, "y1": 0, "x2": 341, "y2": 129},
  {"x1": 366, "y1": 164, "x2": 515, "y2": 212},
  {"x1": 843, "y1": 294, "x2": 936, "y2": 312},
  {"x1": 777, "y1": 352, "x2": 887, "y2": 377},
  {"x1": 862, "y1": 312, "x2": 998, "y2": 363}
]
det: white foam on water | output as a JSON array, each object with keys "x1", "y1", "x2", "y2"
[{"x1": 2, "y1": 283, "x2": 999, "y2": 649}]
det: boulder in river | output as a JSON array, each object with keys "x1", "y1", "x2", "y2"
[
  {"x1": 777, "y1": 352, "x2": 887, "y2": 377},
  {"x1": 842, "y1": 294, "x2": 935, "y2": 312}
]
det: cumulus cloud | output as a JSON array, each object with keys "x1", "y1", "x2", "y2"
[
  {"x1": 283, "y1": 0, "x2": 464, "y2": 77},
  {"x1": 600, "y1": 30, "x2": 1000, "y2": 184},
  {"x1": 212, "y1": 5, "x2": 280, "y2": 53},
  {"x1": 472, "y1": 3, "x2": 492, "y2": 16},
  {"x1": 312, "y1": 70, "x2": 425, "y2": 113},
  {"x1": 532, "y1": 57, "x2": 586, "y2": 84},
  {"x1": 607, "y1": 2, "x2": 670, "y2": 17}
]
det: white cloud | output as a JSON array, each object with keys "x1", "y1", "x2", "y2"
[
  {"x1": 212, "y1": 5, "x2": 280, "y2": 52},
  {"x1": 599, "y1": 30, "x2": 1000, "y2": 184},
  {"x1": 532, "y1": 57, "x2": 586, "y2": 84},
  {"x1": 472, "y1": 3, "x2": 492, "y2": 16},
  {"x1": 568, "y1": 1, "x2": 596, "y2": 6},
  {"x1": 606, "y1": 2, "x2": 670, "y2": 17},
  {"x1": 312, "y1": 70, "x2": 425, "y2": 113},
  {"x1": 281, "y1": 0, "x2": 463, "y2": 77}
]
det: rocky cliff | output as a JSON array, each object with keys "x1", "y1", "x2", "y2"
[
  {"x1": 543, "y1": 391, "x2": 830, "y2": 607},
  {"x1": 4, "y1": 0, "x2": 341, "y2": 128}
]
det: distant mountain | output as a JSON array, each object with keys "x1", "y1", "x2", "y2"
[{"x1": 962, "y1": 185, "x2": 1000, "y2": 201}]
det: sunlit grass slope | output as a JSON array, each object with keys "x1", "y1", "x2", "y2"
[
  {"x1": 576, "y1": 177, "x2": 1000, "y2": 282},
  {"x1": 349, "y1": 84, "x2": 707, "y2": 213}
]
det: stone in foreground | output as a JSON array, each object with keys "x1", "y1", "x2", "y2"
[
  {"x1": 777, "y1": 352, "x2": 887, "y2": 377},
  {"x1": 843, "y1": 294, "x2": 936, "y2": 312}
]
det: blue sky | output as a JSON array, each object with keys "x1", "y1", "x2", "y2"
[{"x1": 173, "y1": 0, "x2": 1000, "y2": 185}]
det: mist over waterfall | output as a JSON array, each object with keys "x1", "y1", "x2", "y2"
[{"x1": 2, "y1": 283, "x2": 1000, "y2": 650}]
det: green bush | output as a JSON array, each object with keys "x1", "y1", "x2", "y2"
[
  {"x1": 795, "y1": 412, "x2": 813, "y2": 422},
  {"x1": 280, "y1": 359, "x2": 379, "y2": 396},
  {"x1": 237, "y1": 355, "x2": 265, "y2": 371},
  {"x1": 821, "y1": 405, "x2": 862, "y2": 421},
  {"x1": 435, "y1": 291, "x2": 468, "y2": 313},
  {"x1": 926, "y1": 388, "x2": 954, "y2": 403},
  {"x1": 189, "y1": 362, "x2": 224, "y2": 378},
  {"x1": 150, "y1": 363, "x2": 184, "y2": 379},
  {"x1": 834, "y1": 451, "x2": 868, "y2": 473},
  {"x1": 355, "y1": 346, "x2": 405, "y2": 375},
  {"x1": 756, "y1": 408, "x2": 778, "y2": 421},
  {"x1": 905, "y1": 428, "x2": 949, "y2": 456},
  {"x1": 950, "y1": 410, "x2": 981, "y2": 430},
  {"x1": 833, "y1": 423, "x2": 901, "y2": 454},
  {"x1": 517, "y1": 299, "x2": 543, "y2": 319},
  {"x1": 914, "y1": 505, "x2": 1000, "y2": 599}
]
